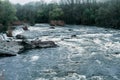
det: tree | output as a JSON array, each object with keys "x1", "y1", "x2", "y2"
[
  {"x1": 49, "y1": 7, "x2": 64, "y2": 20},
  {"x1": 0, "y1": 0, "x2": 16, "y2": 31},
  {"x1": 14, "y1": 0, "x2": 120, "y2": 29}
]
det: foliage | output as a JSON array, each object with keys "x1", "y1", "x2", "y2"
[
  {"x1": 0, "y1": 0, "x2": 16, "y2": 31},
  {"x1": 49, "y1": 7, "x2": 64, "y2": 20},
  {"x1": 0, "y1": 0, "x2": 120, "y2": 31},
  {"x1": 14, "y1": 0, "x2": 120, "y2": 29}
]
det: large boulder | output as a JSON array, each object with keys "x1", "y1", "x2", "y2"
[
  {"x1": 35, "y1": 41, "x2": 57, "y2": 48},
  {"x1": 21, "y1": 39, "x2": 57, "y2": 49},
  {"x1": 0, "y1": 41, "x2": 24, "y2": 57},
  {"x1": 0, "y1": 49, "x2": 16, "y2": 56}
]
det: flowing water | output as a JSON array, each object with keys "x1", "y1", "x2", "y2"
[{"x1": 0, "y1": 24, "x2": 120, "y2": 80}]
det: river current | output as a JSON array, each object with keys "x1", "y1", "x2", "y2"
[{"x1": 0, "y1": 24, "x2": 120, "y2": 80}]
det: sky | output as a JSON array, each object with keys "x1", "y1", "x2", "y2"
[
  {"x1": 9, "y1": 0, "x2": 106, "y2": 5},
  {"x1": 9, "y1": 0, "x2": 55, "y2": 4}
]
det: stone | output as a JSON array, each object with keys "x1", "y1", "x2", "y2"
[
  {"x1": 68, "y1": 29, "x2": 73, "y2": 31},
  {"x1": 21, "y1": 39, "x2": 57, "y2": 49},
  {"x1": 71, "y1": 35, "x2": 77, "y2": 38},
  {"x1": 0, "y1": 49, "x2": 16, "y2": 56},
  {"x1": 22, "y1": 26, "x2": 28, "y2": 31},
  {"x1": 0, "y1": 41, "x2": 24, "y2": 57},
  {"x1": 37, "y1": 41, "x2": 57, "y2": 48},
  {"x1": 16, "y1": 34, "x2": 26, "y2": 39},
  {"x1": 6, "y1": 30, "x2": 13, "y2": 37},
  {"x1": 50, "y1": 26, "x2": 55, "y2": 29}
]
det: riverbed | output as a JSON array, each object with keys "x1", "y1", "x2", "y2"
[{"x1": 0, "y1": 24, "x2": 120, "y2": 80}]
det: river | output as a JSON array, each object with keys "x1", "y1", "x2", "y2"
[{"x1": 0, "y1": 24, "x2": 120, "y2": 80}]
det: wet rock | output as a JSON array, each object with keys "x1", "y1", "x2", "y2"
[
  {"x1": 0, "y1": 41, "x2": 24, "y2": 57},
  {"x1": 22, "y1": 26, "x2": 29, "y2": 31},
  {"x1": 50, "y1": 26, "x2": 55, "y2": 29},
  {"x1": 0, "y1": 50, "x2": 16, "y2": 56},
  {"x1": 114, "y1": 52, "x2": 120, "y2": 55},
  {"x1": 15, "y1": 31, "x2": 44, "y2": 39},
  {"x1": 68, "y1": 29, "x2": 73, "y2": 31},
  {"x1": 61, "y1": 38, "x2": 64, "y2": 41},
  {"x1": 71, "y1": 35, "x2": 77, "y2": 38},
  {"x1": 16, "y1": 34, "x2": 26, "y2": 39},
  {"x1": 37, "y1": 41, "x2": 57, "y2": 48},
  {"x1": 22, "y1": 40, "x2": 57, "y2": 49},
  {"x1": 21, "y1": 39, "x2": 57, "y2": 49}
]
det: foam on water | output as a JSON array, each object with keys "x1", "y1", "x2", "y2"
[
  {"x1": 0, "y1": 24, "x2": 120, "y2": 80},
  {"x1": 30, "y1": 56, "x2": 40, "y2": 62}
]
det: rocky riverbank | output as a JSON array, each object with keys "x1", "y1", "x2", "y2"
[
  {"x1": 0, "y1": 25, "x2": 57, "y2": 57},
  {"x1": 0, "y1": 41, "x2": 24, "y2": 56},
  {"x1": 0, "y1": 24, "x2": 120, "y2": 80}
]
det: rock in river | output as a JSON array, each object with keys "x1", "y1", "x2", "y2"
[
  {"x1": 0, "y1": 41, "x2": 24, "y2": 57},
  {"x1": 16, "y1": 34, "x2": 26, "y2": 39},
  {"x1": 0, "y1": 39, "x2": 57, "y2": 57},
  {"x1": 22, "y1": 39, "x2": 57, "y2": 49}
]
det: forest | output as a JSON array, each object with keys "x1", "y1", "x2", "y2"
[{"x1": 0, "y1": 0, "x2": 120, "y2": 32}]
